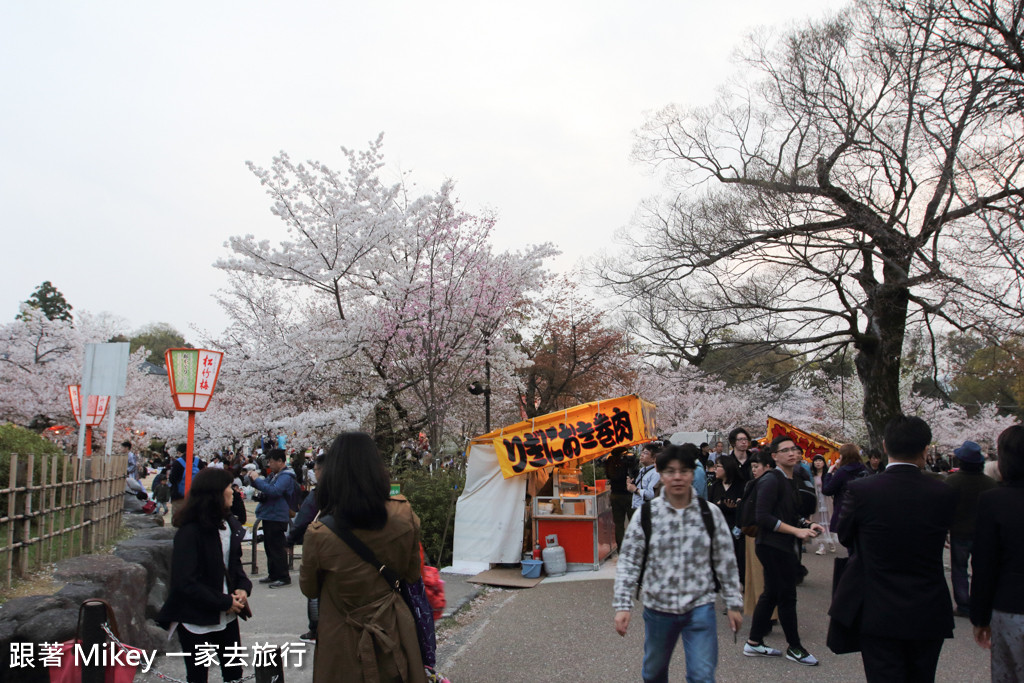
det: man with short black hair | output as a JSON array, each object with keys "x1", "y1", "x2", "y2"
[
  {"x1": 247, "y1": 449, "x2": 297, "y2": 588},
  {"x1": 830, "y1": 415, "x2": 956, "y2": 682},
  {"x1": 627, "y1": 443, "x2": 660, "y2": 515},
  {"x1": 728, "y1": 428, "x2": 754, "y2": 483},
  {"x1": 604, "y1": 447, "x2": 636, "y2": 550},
  {"x1": 614, "y1": 443, "x2": 743, "y2": 682},
  {"x1": 946, "y1": 440, "x2": 997, "y2": 618}
]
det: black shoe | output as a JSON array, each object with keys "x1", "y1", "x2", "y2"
[
  {"x1": 954, "y1": 607, "x2": 970, "y2": 618},
  {"x1": 268, "y1": 579, "x2": 291, "y2": 588},
  {"x1": 299, "y1": 631, "x2": 317, "y2": 643},
  {"x1": 258, "y1": 576, "x2": 275, "y2": 584}
]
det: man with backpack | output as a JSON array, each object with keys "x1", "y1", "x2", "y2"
[
  {"x1": 247, "y1": 448, "x2": 298, "y2": 588},
  {"x1": 613, "y1": 443, "x2": 743, "y2": 683},
  {"x1": 744, "y1": 435, "x2": 824, "y2": 666}
]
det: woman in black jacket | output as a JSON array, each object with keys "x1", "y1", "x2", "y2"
[
  {"x1": 822, "y1": 443, "x2": 867, "y2": 533},
  {"x1": 709, "y1": 455, "x2": 745, "y2": 575},
  {"x1": 971, "y1": 425, "x2": 1024, "y2": 680},
  {"x1": 158, "y1": 468, "x2": 253, "y2": 683}
]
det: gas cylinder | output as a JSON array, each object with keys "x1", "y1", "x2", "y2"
[{"x1": 542, "y1": 534, "x2": 567, "y2": 577}]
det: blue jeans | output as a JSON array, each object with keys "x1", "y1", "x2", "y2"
[
  {"x1": 950, "y1": 536, "x2": 973, "y2": 613},
  {"x1": 642, "y1": 603, "x2": 718, "y2": 683}
]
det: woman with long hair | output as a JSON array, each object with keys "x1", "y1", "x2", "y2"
[
  {"x1": 809, "y1": 455, "x2": 837, "y2": 554},
  {"x1": 971, "y1": 425, "x2": 1024, "y2": 680},
  {"x1": 709, "y1": 455, "x2": 745, "y2": 573},
  {"x1": 822, "y1": 443, "x2": 867, "y2": 543},
  {"x1": 157, "y1": 467, "x2": 252, "y2": 683},
  {"x1": 299, "y1": 432, "x2": 426, "y2": 683}
]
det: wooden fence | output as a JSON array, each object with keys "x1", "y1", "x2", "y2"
[{"x1": 0, "y1": 453, "x2": 128, "y2": 589}]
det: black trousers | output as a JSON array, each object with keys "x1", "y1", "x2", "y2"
[
  {"x1": 860, "y1": 634, "x2": 944, "y2": 683},
  {"x1": 176, "y1": 618, "x2": 243, "y2": 683},
  {"x1": 261, "y1": 520, "x2": 289, "y2": 581},
  {"x1": 749, "y1": 543, "x2": 802, "y2": 649},
  {"x1": 610, "y1": 492, "x2": 632, "y2": 550}
]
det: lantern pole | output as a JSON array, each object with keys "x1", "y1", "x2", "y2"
[
  {"x1": 185, "y1": 411, "x2": 196, "y2": 494},
  {"x1": 85, "y1": 426, "x2": 92, "y2": 456}
]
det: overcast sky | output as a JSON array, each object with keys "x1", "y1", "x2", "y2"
[{"x1": 1, "y1": 1, "x2": 848, "y2": 340}]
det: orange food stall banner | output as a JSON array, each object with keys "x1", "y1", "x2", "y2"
[
  {"x1": 494, "y1": 394, "x2": 657, "y2": 479},
  {"x1": 765, "y1": 416, "x2": 842, "y2": 463}
]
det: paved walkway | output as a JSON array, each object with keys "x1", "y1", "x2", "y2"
[
  {"x1": 134, "y1": 530, "x2": 990, "y2": 683},
  {"x1": 133, "y1": 530, "x2": 481, "y2": 683},
  {"x1": 437, "y1": 550, "x2": 991, "y2": 683}
]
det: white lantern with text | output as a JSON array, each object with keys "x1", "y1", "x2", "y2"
[{"x1": 165, "y1": 348, "x2": 224, "y2": 495}]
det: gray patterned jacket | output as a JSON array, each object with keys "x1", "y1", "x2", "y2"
[{"x1": 613, "y1": 490, "x2": 743, "y2": 614}]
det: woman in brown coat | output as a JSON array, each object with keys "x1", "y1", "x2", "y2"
[{"x1": 300, "y1": 432, "x2": 426, "y2": 683}]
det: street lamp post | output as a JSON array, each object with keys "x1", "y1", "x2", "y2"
[{"x1": 164, "y1": 348, "x2": 223, "y2": 496}]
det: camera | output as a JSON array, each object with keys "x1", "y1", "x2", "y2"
[{"x1": 252, "y1": 492, "x2": 266, "y2": 503}]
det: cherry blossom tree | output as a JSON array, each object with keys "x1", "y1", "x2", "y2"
[
  {"x1": 0, "y1": 307, "x2": 81, "y2": 427},
  {"x1": 0, "y1": 309, "x2": 172, "y2": 445},
  {"x1": 217, "y1": 137, "x2": 556, "y2": 458}
]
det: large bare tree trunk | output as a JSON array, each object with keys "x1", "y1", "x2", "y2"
[{"x1": 855, "y1": 262, "x2": 912, "y2": 450}]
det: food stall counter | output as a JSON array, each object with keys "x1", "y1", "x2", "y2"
[{"x1": 533, "y1": 488, "x2": 616, "y2": 570}]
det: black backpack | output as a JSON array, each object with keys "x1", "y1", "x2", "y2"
[
  {"x1": 793, "y1": 467, "x2": 817, "y2": 518},
  {"x1": 737, "y1": 476, "x2": 763, "y2": 537},
  {"x1": 635, "y1": 498, "x2": 722, "y2": 599},
  {"x1": 739, "y1": 469, "x2": 814, "y2": 535}
]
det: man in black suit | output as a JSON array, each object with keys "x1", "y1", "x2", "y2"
[{"x1": 829, "y1": 415, "x2": 956, "y2": 682}]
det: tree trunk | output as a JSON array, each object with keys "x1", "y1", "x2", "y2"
[
  {"x1": 854, "y1": 278, "x2": 911, "y2": 450},
  {"x1": 373, "y1": 399, "x2": 398, "y2": 464}
]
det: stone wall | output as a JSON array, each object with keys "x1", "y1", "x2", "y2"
[{"x1": 0, "y1": 515, "x2": 173, "y2": 683}]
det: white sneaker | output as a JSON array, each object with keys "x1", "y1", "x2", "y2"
[
  {"x1": 815, "y1": 545, "x2": 826, "y2": 555},
  {"x1": 829, "y1": 543, "x2": 837, "y2": 553},
  {"x1": 744, "y1": 642, "x2": 782, "y2": 657},
  {"x1": 785, "y1": 646, "x2": 819, "y2": 666}
]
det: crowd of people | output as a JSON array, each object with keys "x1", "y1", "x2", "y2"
[
  {"x1": 148, "y1": 431, "x2": 447, "y2": 683},
  {"x1": 611, "y1": 420, "x2": 1024, "y2": 683},
  {"x1": 121, "y1": 417, "x2": 1024, "y2": 683}
]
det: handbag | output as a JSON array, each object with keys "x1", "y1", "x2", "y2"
[
  {"x1": 826, "y1": 556, "x2": 862, "y2": 654},
  {"x1": 319, "y1": 514, "x2": 437, "y2": 668},
  {"x1": 50, "y1": 599, "x2": 144, "y2": 683}
]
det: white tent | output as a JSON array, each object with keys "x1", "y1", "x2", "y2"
[
  {"x1": 446, "y1": 394, "x2": 657, "y2": 574},
  {"x1": 448, "y1": 440, "x2": 526, "y2": 574}
]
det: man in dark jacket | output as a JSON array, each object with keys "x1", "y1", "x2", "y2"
[
  {"x1": 603, "y1": 447, "x2": 635, "y2": 549},
  {"x1": 744, "y1": 435, "x2": 824, "y2": 666},
  {"x1": 728, "y1": 427, "x2": 755, "y2": 483},
  {"x1": 946, "y1": 440, "x2": 997, "y2": 618},
  {"x1": 247, "y1": 449, "x2": 297, "y2": 588},
  {"x1": 830, "y1": 415, "x2": 956, "y2": 682}
]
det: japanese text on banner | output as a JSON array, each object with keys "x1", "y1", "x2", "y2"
[{"x1": 494, "y1": 395, "x2": 655, "y2": 478}]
